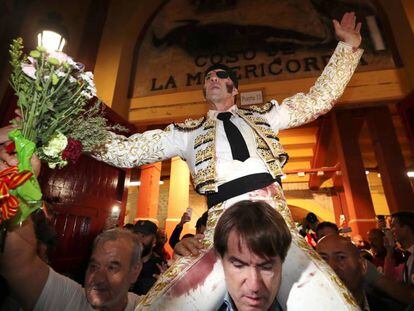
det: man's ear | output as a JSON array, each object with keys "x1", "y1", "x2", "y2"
[{"x1": 232, "y1": 87, "x2": 239, "y2": 97}]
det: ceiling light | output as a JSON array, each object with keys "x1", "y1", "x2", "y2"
[{"x1": 37, "y1": 30, "x2": 66, "y2": 52}]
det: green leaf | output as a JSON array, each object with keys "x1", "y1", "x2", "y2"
[
  {"x1": 17, "y1": 94, "x2": 27, "y2": 107},
  {"x1": 29, "y1": 50, "x2": 41, "y2": 58}
]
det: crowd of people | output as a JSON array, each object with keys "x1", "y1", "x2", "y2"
[
  {"x1": 2, "y1": 123, "x2": 414, "y2": 309},
  {"x1": 0, "y1": 10, "x2": 413, "y2": 310},
  {"x1": 0, "y1": 190, "x2": 413, "y2": 310}
]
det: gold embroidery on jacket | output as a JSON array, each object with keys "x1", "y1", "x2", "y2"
[
  {"x1": 174, "y1": 116, "x2": 206, "y2": 131},
  {"x1": 194, "y1": 131, "x2": 214, "y2": 149},
  {"x1": 239, "y1": 102, "x2": 273, "y2": 114},
  {"x1": 195, "y1": 145, "x2": 214, "y2": 166},
  {"x1": 283, "y1": 42, "x2": 363, "y2": 128},
  {"x1": 193, "y1": 120, "x2": 217, "y2": 194}
]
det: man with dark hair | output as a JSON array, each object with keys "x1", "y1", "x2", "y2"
[
  {"x1": 214, "y1": 200, "x2": 291, "y2": 311},
  {"x1": 195, "y1": 211, "x2": 208, "y2": 235},
  {"x1": 132, "y1": 220, "x2": 167, "y2": 295},
  {"x1": 391, "y1": 212, "x2": 414, "y2": 287},
  {"x1": 315, "y1": 221, "x2": 339, "y2": 240}
]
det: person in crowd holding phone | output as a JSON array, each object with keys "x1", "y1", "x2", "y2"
[{"x1": 169, "y1": 211, "x2": 208, "y2": 248}]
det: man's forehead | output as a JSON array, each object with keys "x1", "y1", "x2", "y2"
[
  {"x1": 225, "y1": 231, "x2": 277, "y2": 264},
  {"x1": 93, "y1": 239, "x2": 131, "y2": 259},
  {"x1": 317, "y1": 238, "x2": 354, "y2": 254}
]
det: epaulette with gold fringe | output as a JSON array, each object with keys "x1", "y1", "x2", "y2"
[
  {"x1": 239, "y1": 102, "x2": 274, "y2": 114},
  {"x1": 173, "y1": 116, "x2": 206, "y2": 132}
]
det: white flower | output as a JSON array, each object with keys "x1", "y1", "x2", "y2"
[
  {"x1": 42, "y1": 132, "x2": 68, "y2": 158},
  {"x1": 21, "y1": 63, "x2": 36, "y2": 79},
  {"x1": 67, "y1": 57, "x2": 77, "y2": 67},
  {"x1": 81, "y1": 90, "x2": 93, "y2": 99},
  {"x1": 55, "y1": 69, "x2": 66, "y2": 78},
  {"x1": 48, "y1": 159, "x2": 68, "y2": 169},
  {"x1": 84, "y1": 71, "x2": 94, "y2": 79},
  {"x1": 47, "y1": 51, "x2": 72, "y2": 65},
  {"x1": 79, "y1": 71, "x2": 97, "y2": 98},
  {"x1": 80, "y1": 72, "x2": 94, "y2": 85}
]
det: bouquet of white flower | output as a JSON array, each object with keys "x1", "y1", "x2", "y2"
[{"x1": 0, "y1": 38, "x2": 125, "y2": 228}]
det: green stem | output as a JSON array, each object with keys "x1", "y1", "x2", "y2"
[{"x1": 46, "y1": 69, "x2": 70, "y2": 98}]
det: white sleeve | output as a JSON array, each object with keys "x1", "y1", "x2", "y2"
[
  {"x1": 34, "y1": 268, "x2": 90, "y2": 311},
  {"x1": 91, "y1": 125, "x2": 188, "y2": 168},
  {"x1": 266, "y1": 42, "x2": 363, "y2": 131}
]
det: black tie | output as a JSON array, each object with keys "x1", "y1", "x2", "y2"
[{"x1": 217, "y1": 112, "x2": 250, "y2": 161}]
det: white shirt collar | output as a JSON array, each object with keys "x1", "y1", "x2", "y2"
[{"x1": 207, "y1": 105, "x2": 237, "y2": 119}]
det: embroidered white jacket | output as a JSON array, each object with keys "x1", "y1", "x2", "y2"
[{"x1": 94, "y1": 42, "x2": 363, "y2": 194}]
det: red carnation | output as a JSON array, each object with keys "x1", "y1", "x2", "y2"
[
  {"x1": 62, "y1": 138, "x2": 83, "y2": 163},
  {"x1": 4, "y1": 142, "x2": 15, "y2": 154}
]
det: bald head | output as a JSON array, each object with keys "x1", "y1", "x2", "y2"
[
  {"x1": 316, "y1": 235, "x2": 365, "y2": 296},
  {"x1": 351, "y1": 234, "x2": 365, "y2": 249},
  {"x1": 317, "y1": 234, "x2": 359, "y2": 256}
]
